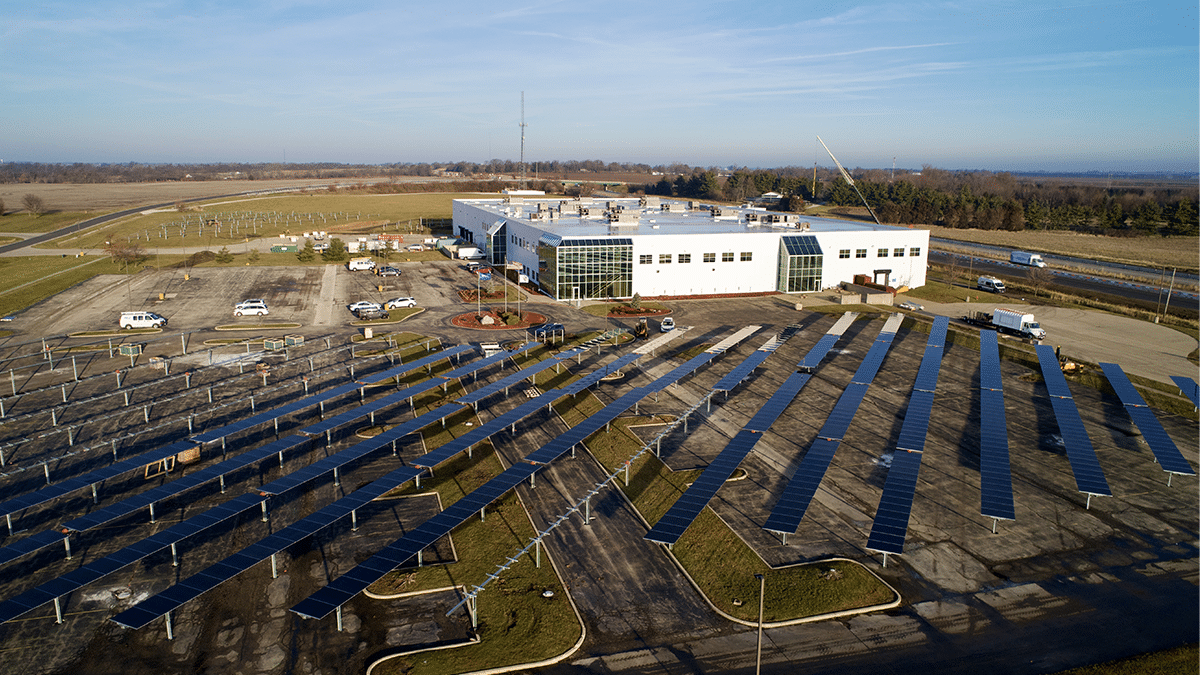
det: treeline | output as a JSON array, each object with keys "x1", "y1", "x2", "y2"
[{"x1": 640, "y1": 166, "x2": 1199, "y2": 237}]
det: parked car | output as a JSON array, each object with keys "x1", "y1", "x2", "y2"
[
  {"x1": 659, "y1": 317, "x2": 675, "y2": 332},
  {"x1": 378, "y1": 266, "x2": 401, "y2": 277},
  {"x1": 530, "y1": 322, "x2": 565, "y2": 337},
  {"x1": 355, "y1": 307, "x2": 390, "y2": 320},
  {"x1": 466, "y1": 261, "x2": 488, "y2": 272},
  {"x1": 236, "y1": 299, "x2": 266, "y2": 309},
  {"x1": 233, "y1": 300, "x2": 269, "y2": 316},
  {"x1": 385, "y1": 297, "x2": 416, "y2": 309},
  {"x1": 348, "y1": 301, "x2": 381, "y2": 314},
  {"x1": 897, "y1": 301, "x2": 924, "y2": 311}
]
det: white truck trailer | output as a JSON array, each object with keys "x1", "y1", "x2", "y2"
[
  {"x1": 963, "y1": 308, "x2": 1046, "y2": 340},
  {"x1": 1010, "y1": 250, "x2": 1046, "y2": 267}
]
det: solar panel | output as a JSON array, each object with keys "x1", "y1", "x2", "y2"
[
  {"x1": 1036, "y1": 344, "x2": 1074, "y2": 399},
  {"x1": 781, "y1": 235, "x2": 823, "y2": 256},
  {"x1": 979, "y1": 330, "x2": 1003, "y2": 391},
  {"x1": 1047, "y1": 396, "x2": 1111, "y2": 496},
  {"x1": 797, "y1": 334, "x2": 839, "y2": 370},
  {"x1": 0, "y1": 439, "x2": 198, "y2": 521},
  {"x1": 895, "y1": 391, "x2": 936, "y2": 452},
  {"x1": 644, "y1": 353, "x2": 717, "y2": 394},
  {"x1": 560, "y1": 352, "x2": 643, "y2": 395},
  {"x1": 927, "y1": 316, "x2": 949, "y2": 349},
  {"x1": 713, "y1": 350, "x2": 772, "y2": 393},
  {"x1": 865, "y1": 449, "x2": 924, "y2": 555},
  {"x1": 456, "y1": 355, "x2": 563, "y2": 405},
  {"x1": 820, "y1": 382, "x2": 869, "y2": 441},
  {"x1": 442, "y1": 343, "x2": 533, "y2": 380},
  {"x1": 762, "y1": 437, "x2": 841, "y2": 534},
  {"x1": 978, "y1": 388, "x2": 1015, "y2": 520},
  {"x1": 1123, "y1": 406, "x2": 1196, "y2": 475},
  {"x1": 110, "y1": 464, "x2": 425, "y2": 629},
  {"x1": 1098, "y1": 363, "x2": 1147, "y2": 407},
  {"x1": 826, "y1": 312, "x2": 859, "y2": 336},
  {"x1": 912, "y1": 346, "x2": 944, "y2": 393},
  {"x1": 1170, "y1": 375, "x2": 1199, "y2": 408},
  {"x1": 850, "y1": 338, "x2": 895, "y2": 385}
]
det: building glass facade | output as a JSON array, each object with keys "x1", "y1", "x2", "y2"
[
  {"x1": 777, "y1": 235, "x2": 824, "y2": 293},
  {"x1": 538, "y1": 238, "x2": 633, "y2": 301}
]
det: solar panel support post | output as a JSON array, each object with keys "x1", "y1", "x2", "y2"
[
  {"x1": 333, "y1": 467, "x2": 340, "y2": 488},
  {"x1": 219, "y1": 475, "x2": 225, "y2": 493},
  {"x1": 780, "y1": 532, "x2": 787, "y2": 545},
  {"x1": 165, "y1": 611, "x2": 173, "y2": 640},
  {"x1": 250, "y1": 396, "x2": 255, "y2": 412},
  {"x1": 261, "y1": 501, "x2": 269, "y2": 523},
  {"x1": 63, "y1": 534, "x2": 71, "y2": 560},
  {"x1": 274, "y1": 418, "x2": 279, "y2": 437},
  {"x1": 336, "y1": 606, "x2": 343, "y2": 632},
  {"x1": 530, "y1": 472, "x2": 536, "y2": 488},
  {"x1": 91, "y1": 484, "x2": 98, "y2": 504},
  {"x1": 991, "y1": 518, "x2": 998, "y2": 534},
  {"x1": 207, "y1": 387, "x2": 213, "y2": 403},
  {"x1": 5, "y1": 514, "x2": 11, "y2": 536},
  {"x1": 584, "y1": 497, "x2": 591, "y2": 525},
  {"x1": 123, "y1": 391, "x2": 130, "y2": 407},
  {"x1": 51, "y1": 409, "x2": 57, "y2": 426},
  {"x1": 185, "y1": 371, "x2": 191, "y2": 388},
  {"x1": 271, "y1": 553, "x2": 278, "y2": 578},
  {"x1": 535, "y1": 539, "x2": 542, "y2": 568},
  {"x1": 467, "y1": 594, "x2": 478, "y2": 628},
  {"x1": 479, "y1": 507, "x2": 485, "y2": 522},
  {"x1": 43, "y1": 462, "x2": 50, "y2": 485},
  {"x1": 170, "y1": 542, "x2": 178, "y2": 567},
  {"x1": 149, "y1": 502, "x2": 156, "y2": 524},
  {"x1": 308, "y1": 357, "x2": 314, "y2": 372},
  {"x1": 188, "y1": 416, "x2": 193, "y2": 434},
  {"x1": 881, "y1": 552, "x2": 888, "y2": 568},
  {"x1": 326, "y1": 430, "x2": 331, "y2": 447},
  {"x1": 53, "y1": 597, "x2": 63, "y2": 625},
  {"x1": 351, "y1": 509, "x2": 358, "y2": 531},
  {"x1": 319, "y1": 401, "x2": 325, "y2": 419}
]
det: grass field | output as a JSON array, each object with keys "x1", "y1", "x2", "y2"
[
  {"x1": 1053, "y1": 644, "x2": 1198, "y2": 675},
  {"x1": 42, "y1": 192, "x2": 478, "y2": 250},
  {"x1": 1, "y1": 212, "x2": 93, "y2": 233}
]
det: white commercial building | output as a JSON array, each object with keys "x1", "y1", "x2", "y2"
[{"x1": 452, "y1": 196, "x2": 928, "y2": 302}]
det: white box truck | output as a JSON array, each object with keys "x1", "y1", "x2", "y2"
[
  {"x1": 963, "y1": 308, "x2": 1045, "y2": 340},
  {"x1": 1010, "y1": 251, "x2": 1046, "y2": 267},
  {"x1": 977, "y1": 276, "x2": 1006, "y2": 293}
]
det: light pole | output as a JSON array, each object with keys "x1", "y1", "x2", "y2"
[{"x1": 755, "y1": 573, "x2": 765, "y2": 675}]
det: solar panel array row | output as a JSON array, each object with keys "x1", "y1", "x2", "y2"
[
  {"x1": 456, "y1": 349, "x2": 581, "y2": 405},
  {"x1": 290, "y1": 330, "x2": 753, "y2": 620},
  {"x1": 646, "y1": 366, "x2": 813, "y2": 545},
  {"x1": 441, "y1": 343, "x2": 532, "y2": 381},
  {"x1": 864, "y1": 319, "x2": 949, "y2": 554},
  {"x1": 713, "y1": 325, "x2": 802, "y2": 393},
  {"x1": 1099, "y1": 363, "x2": 1194, "y2": 476},
  {"x1": 192, "y1": 345, "x2": 472, "y2": 443},
  {"x1": 1036, "y1": 345, "x2": 1112, "y2": 497},
  {"x1": 107, "y1": 351, "x2": 647, "y2": 629},
  {"x1": 979, "y1": 388, "x2": 1015, "y2": 520},
  {"x1": 764, "y1": 319, "x2": 900, "y2": 535},
  {"x1": 0, "y1": 347, "x2": 472, "y2": 523}
]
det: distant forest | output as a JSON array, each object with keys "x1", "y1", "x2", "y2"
[{"x1": 1, "y1": 160, "x2": 1195, "y2": 237}]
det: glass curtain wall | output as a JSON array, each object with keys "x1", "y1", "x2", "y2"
[
  {"x1": 538, "y1": 238, "x2": 633, "y2": 300},
  {"x1": 778, "y1": 235, "x2": 824, "y2": 293}
]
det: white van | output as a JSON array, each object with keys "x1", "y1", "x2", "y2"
[
  {"x1": 347, "y1": 257, "x2": 376, "y2": 271},
  {"x1": 977, "y1": 276, "x2": 1006, "y2": 293},
  {"x1": 119, "y1": 311, "x2": 167, "y2": 329}
]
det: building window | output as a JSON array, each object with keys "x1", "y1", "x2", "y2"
[
  {"x1": 538, "y1": 239, "x2": 633, "y2": 301},
  {"x1": 703, "y1": 252, "x2": 716, "y2": 263},
  {"x1": 740, "y1": 252, "x2": 752, "y2": 262},
  {"x1": 856, "y1": 249, "x2": 867, "y2": 258},
  {"x1": 722, "y1": 252, "x2": 734, "y2": 262},
  {"x1": 639, "y1": 255, "x2": 653, "y2": 264},
  {"x1": 894, "y1": 248, "x2": 905, "y2": 257},
  {"x1": 878, "y1": 249, "x2": 889, "y2": 257},
  {"x1": 839, "y1": 249, "x2": 851, "y2": 259},
  {"x1": 678, "y1": 253, "x2": 691, "y2": 263},
  {"x1": 910, "y1": 247, "x2": 921, "y2": 257},
  {"x1": 659, "y1": 253, "x2": 672, "y2": 264}
]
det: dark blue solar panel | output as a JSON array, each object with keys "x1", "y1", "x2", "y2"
[
  {"x1": 745, "y1": 372, "x2": 810, "y2": 433},
  {"x1": 979, "y1": 388, "x2": 1015, "y2": 520},
  {"x1": 713, "y1": 350, "x2": 772, "y2": 392},
  {"x1": 1047, "y1": 396, "x2": 1111, "y2": 496},
  {"x1": 561, "y1": 353, "x2": 643, "y2": 396},
  {"x1": 1098, "y1": 363, "x2": 1147, "y2": 407},
  {"x1": 111, "y1": 464, "x2": 425, "y2": 629},
  {"x1": 798, "y1": 334, "x2": 839, "y2": 370},
  {"x1": 927, "y1": 316, "x2": 949, "y2": 349},
  {"x1": 300, "y1": 378, "x2": 445, "y2": 436},
  {"x1": 644, "y1": 353, "x2": 717, "y2": 394},
  {"x1": 1170, "y1": 375, "x2": 1199, "y2": 408},
  {"x1": 292, "y1": 463, "x2": 539, "y2": 621},
  {"x1": 1123, "y1": 405, "x2": 1195, "y2": 476},
  {"x1": 866, "y1": 449, "x2": 924, "y2": 555},
  {"x1": 819, "y1": 383, "x2": 869, "y2": 441},
  {"x1": 1037, "y1": 345, "x2": 1073, "y2": 399},
  {"x1": 913, "y1": 346, "x2": 944, "y2": 393},
  {"x1": 979, "y1": 330, "x2": 1003, "y2": 391},
  {"x1": 645, "y1": 430, "x2": 765, "y2": 545},
  {"x1": 0, "y1": 439, "x2": 198, "y2": 520},
  {"x1": 895, "y1": 391, "x2": 936, "y2": 452},
  {"x1": 762, "y1": 438, "x2": 841, "y2": 534},
  {"x1": 781, "y1": 235, "x2": 823, "y2": 256}
]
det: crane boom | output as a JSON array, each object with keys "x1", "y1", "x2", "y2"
[{"x1": 817, "y1": 135, "x2": 882, "y2": 226}]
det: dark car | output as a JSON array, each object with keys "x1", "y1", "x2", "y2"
[
  {"x1": 378, "y1": 266, "x2": 401, "y2": 277},
  {"x1": 530, "y1": 322, "x2": 565, "y2": 337}
]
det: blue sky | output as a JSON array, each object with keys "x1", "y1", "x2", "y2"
[{"x1": 3, "y1": 0, "x2": 1197, "y2": 172}]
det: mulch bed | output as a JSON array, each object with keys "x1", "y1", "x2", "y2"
[{"x1": 450, "y1": 310, "x2": 546, "y2": 330}]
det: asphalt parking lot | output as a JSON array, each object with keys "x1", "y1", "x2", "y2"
[{"x1": 0, "y1": 262, "x2": 1194, "y2": 675}]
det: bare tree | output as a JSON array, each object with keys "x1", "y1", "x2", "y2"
[
  {"x1": 1026, "y1": 265, "x2": 1054, "y2": 298},
  {"x1": 22, "y1": 194, "x2": 46, "y2": 217},
  {"x1": 0, "y1": 198, "x2": 5, "y2": 216},
  {"x1": 104, "y1": 240, "x2": 146, "y2": 271}
]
